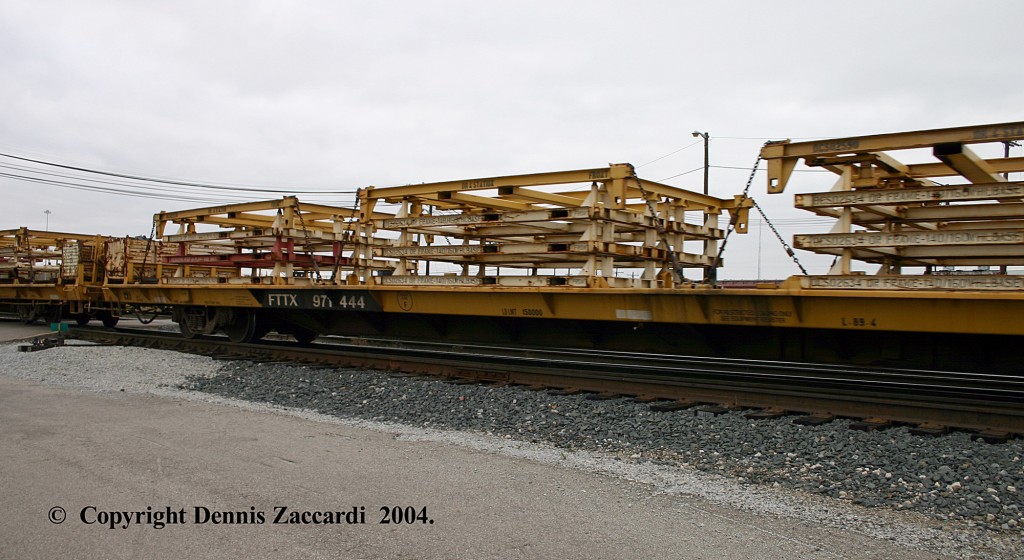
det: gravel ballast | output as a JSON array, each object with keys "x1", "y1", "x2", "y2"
[{"x1": 3, "y1": 343, "x2": 1023, "y2": 559}]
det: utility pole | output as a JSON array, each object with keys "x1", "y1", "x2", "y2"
[
  {"x1": 44, "y1": 209, "x2": 51, "y2": 231},
  {"x1": 1005, "y1": 141, "x2": 1020, "y2": 180},
  {"x1": 692, "y1": 131, "x2": 710, "y2": 194},
  {"x1": 692, "y1": 131, "x2": 712, "y2": 282}
]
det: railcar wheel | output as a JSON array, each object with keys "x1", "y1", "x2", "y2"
[
  {"x1": 175, "y1": 307, "x2": 202, "y2": 339},
  {"x1": 222, "y1": 309, "x2": 258, "y2": 344},
  {"x1": 45, "y1": 306, "x2": 63, "y2": 325},
  {"x1": 291, "y1": 327, "x2": 318, "y2": 345},
  {"x1": 74, "y1": 314, "x2": 90, "y2": 326},
  {"x1": 178, "y1": 318, "x2": 197, "y2": 339},
  {"x1": 18, "y1": 306, "x2": 37, "y2": 325},
  {"x1": 97, "y1": 311, "x2": 119, "y2": 328},
  {"x1": 254, "y1": 324, "x2": 272, "y2": 339}
]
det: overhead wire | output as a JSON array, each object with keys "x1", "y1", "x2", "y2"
[
  {"x1": 0, "y1": 162, "x2": 267, "y2": 200},
  {"x1": 712, "y1": 135, "x2": 825, "y2": 140},
  {"x1": 0, "y1": 150, "x2": 361, "y2": 207},
  {"x1": 0, "y1": 170, "x2": 359, "y2": 207},
  {"x1": 710, "y1": 164, "x2": 829, "y2": 173},
  {"x1": 654, "y1": 162, "x2": 831, "y2": 184},
  {"x1": 0, "y1": 150, "x2": 358, "y2": 196},
  {"x1": 636, "y1": 140, "x2": 703, "y2": 168},
  {"x1": 0, "y1": 171, "x2": 238, "y2": 204},
  {"x1": 656, "y1": 166, "x2": 704, "y2": 182}
]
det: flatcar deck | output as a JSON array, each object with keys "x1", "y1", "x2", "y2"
[
  {"x1": 102, "y1": 280, "x2": 1024, "y2": 336},
  {"x1": 101, "y1": 280, "x2": 1024, "y2": 373}
]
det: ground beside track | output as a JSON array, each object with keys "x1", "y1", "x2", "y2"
[
  {"x1": 0, "y1": 322, "x2": 1020, "y2": 559},
  {"x1": 193, "y1": 361, "x2": 1024, "y2": 531}
]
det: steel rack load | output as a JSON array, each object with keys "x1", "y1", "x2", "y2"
[
  {"x1": 357, "y1": 163, "x2": 752, "y2": 288},
  {"x1": 0, "y1": 227, "x2": 105, "y2": 284},
  {"x1": 761, "y1": 121, "x2": 1024, "y2": 286},
  {"x1": 0, "y1": 227, "x2": 118, "y2": 325},
  {"x1": 104, "y1": 235, "x2": 189, "y2": 284},
  {"x1": 151, "y1": 196, "x2": 395, "y2": 286}
]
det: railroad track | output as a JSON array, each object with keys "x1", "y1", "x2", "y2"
[{"x1": 63, "y1": 325, "x2": 1024, "y2": 437}]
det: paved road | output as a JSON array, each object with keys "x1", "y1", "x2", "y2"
[
  {"x1": 0, "y1": 316, "x2": 173, "y2": 344},
  {"x1": 0, "y1": 318, "x2": 53, "y2": 343}
]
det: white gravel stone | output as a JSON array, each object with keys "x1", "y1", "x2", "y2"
[{"x1": 0, "y1": 343, "x2": 218, "y2": 395}]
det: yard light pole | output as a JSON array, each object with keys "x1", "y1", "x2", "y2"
[
  {"x1": 1005, "y1": 141, "x2": 1020, "y2": 180},
  {"x1": 44, "y1": 209, "x2": 51, "y2": 231},
  {"x1": 692, "y1": 131, "x2": 709, "y2": 195},
  {"x1": 692, "y1": 131, "x2": 713, "y2": 283}
]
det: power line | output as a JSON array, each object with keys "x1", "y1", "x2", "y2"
[
  {"x1": 0, "y1": 162, "x2": 356, "y2": 203},
  {"x1": 0, "y1": 162, "x2": 266, "y2": 199},
  {"x1": 656, "y1": 164, "x2": 829, "y2": 183},
  {"x1": 0, "y1": 151, "x2": 357, "y2": 195},
  {"x1": 656, "y1": 166, "x2": 703, "y2": 182},
  {"x1": 710, "y1": 164, "x2": 829, "y2": 173},
  {"x1": 0, "y1": 170, "x2": 359, "y2": 207},
  {"x1": 0, "y1": 171, "x2": 238, "y2": 204},
  {"x1": 0, "y1": 149, "x2": 363, "y2": 207},
  {"x1": 640, "y1": 136, "x2": 830, "y2": 169},
  {"x1": 637, "y1": 140, "x2": 702, "y2": 168},
  {"x1": 712, "y1": 136, "x2": 825, "y2": 140}
]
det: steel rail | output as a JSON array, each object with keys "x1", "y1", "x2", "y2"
[
  {"x1": 314, "y1": 335, "x2": 1024, "y2": 402},
  {"x1": 66, "y1": 326, "x2": 1024, "y2": 434}
]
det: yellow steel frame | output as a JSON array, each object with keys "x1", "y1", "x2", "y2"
[
  {"x1": 140, "y1": 165, "x2": 753, "y2": 289},
  {"x1": 0, "y1": 228, "x2": 111, "y2": 317},
  {"x1": 761, "y1": 122, "x2": 1024, "y2": 194},
  {"x1": 760, "y1": 121, "x2": 1024, "y2": 275},
  {"x1": 357, "y1": 163, "x2": 750, "y2": 288},
  {"x1": 0, "y1": 227, "x2": 107, "y2": 287},
  {"x1": 153, "y1": 196, "x2": 395, "y2": 284}
]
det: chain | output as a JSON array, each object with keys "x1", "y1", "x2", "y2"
[
  {"x1": 632, "y1": 173, "x2": 684, "y2": 284},
  {"x1": 332, "y1": 189, "x2": 362, "y2": 282},
  {"x1": 135, "y1": 306, "x2": 160, "y2": 324},
  {"x1": 752, "y1": 199, "x2": 808, "y2": 275},
  {"x1": 17, "y1": 229, "x2": 33, "y2": 283},
  {"x1": 712, "y1": 154, "x2": 762, "y2": 281},
  {"x1": 136, "y1": 219, "x2": 158, "y2": 283},
  {"x1": 712, "y1": 149, "x2": 807, "y2": 278},
  {"x1": 293, "y1": 199, "x2": 322, "y2": 282}
]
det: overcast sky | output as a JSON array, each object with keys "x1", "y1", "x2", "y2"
[{"x1": 2, "y1": 0, "x2": 1022, "y2": 279}]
